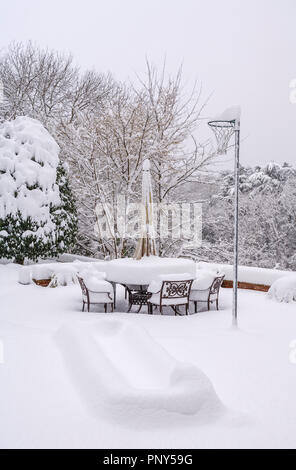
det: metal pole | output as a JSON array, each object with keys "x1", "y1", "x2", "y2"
[{"x1": 232, "y1": 121, "x2": 240, "y2": 327}]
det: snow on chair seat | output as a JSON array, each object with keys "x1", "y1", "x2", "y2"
[
  {"x1": 77, "y1": 275, "x2": 114, "y2": 313},
  {"x1": 190, "y1": 273, "x2": 225, "y2": 313},
  {"x1": 54, "y1": 319, "x2": 222, "y2": 417},
  {"x1": 147, "y1": 276, "x2": 193, "y2": 315}
]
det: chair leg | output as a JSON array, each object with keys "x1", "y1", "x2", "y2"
[
  {"x1": 216, "y1": 298, "x2": 219, "y2": 310},
  {"x1": 127, "y1": 303, "x2": 132, "y2": 313},
  {"x1": 104, "y1": 304, "x2": 107, "y2": 313},
  {"x1": 87, "y1": 301, "x2": 90, "y2": 312},
  {"x1": 186, "y1": 304, "x2": 188, "y2": 315},
  {"x1": 82, "y1": 301, "x2": 85, "y2": 312},
  {"x1": 160, "y1": 305, "x2": 163, "y2": 315},
  {"x1": 207, "y1": 298, "x2": 210, "y2": 311},
  {"x1": 111, "y1": 303, "x2": 114, "y2": 312}
]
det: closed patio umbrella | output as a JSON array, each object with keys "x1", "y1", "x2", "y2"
[{"x1": 134, "y1": 159, "x2": 157, "y2": 259}]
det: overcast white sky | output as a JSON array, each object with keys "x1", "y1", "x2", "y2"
[{"x1": 1, "y1": 0, "x2": 295, "y2": 166}]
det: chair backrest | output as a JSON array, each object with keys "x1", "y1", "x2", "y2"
[
  {"x1": 160, "y1": 279, "x2": 193, "y2": 300},
  {"x1": 77, "y1": 276, "x2": 88, "y2": 298},
  {"x1": 209, "y1": 275, "x2": 225, "y2": 295}
]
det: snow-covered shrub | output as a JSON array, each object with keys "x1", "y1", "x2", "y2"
[
  {"x1": 220, "y1": 162, "x2": 296, "y2": 198},
  {"x1": 186, "y1": 175, "x2": 296, "y2": 271},
  {"x1": 0, "y1": 116, "x2": 77, "y2": 263},
  {"x1": 51, "y1": 162, "x2": 77, "y2": 257},
  {"x1": 268, "y1": 276, "x2": 296, "y2": 303}
]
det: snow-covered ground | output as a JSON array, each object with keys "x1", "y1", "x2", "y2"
[{"x1": 1, "y1": 263, "x2": 296, "y2": 449}]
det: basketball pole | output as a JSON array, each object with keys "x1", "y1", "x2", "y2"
[{"x1": 232, "y1": 119, "x2": 240, "y2": 328}]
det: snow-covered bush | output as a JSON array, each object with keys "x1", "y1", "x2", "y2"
[
  {"x1": 268, "y1": 276, "x2": 296, "y2": 303},
  {"x1": 51, "y1": 162, "x2": 77, "y2": 257},
  {"x1": 0, "y1": 116, "x2": 77, "y2": 263},
  {"x1": 220, "y1": 162, "x2": 296, "y2": 198},
  {"x1": 184, "y1": 171, "x2": 296, "y2": 271}
]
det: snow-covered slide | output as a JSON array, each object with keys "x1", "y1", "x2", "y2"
[{"x1": 55, "y1": 319, "x2": 221, "y2": 417}]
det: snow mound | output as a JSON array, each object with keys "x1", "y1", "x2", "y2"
[
  {"x1": 55, "y1": 319, "x2": 221, "y2": 418},
  {"x1": 192, "y1": 271, "x2": 217, "y2": 290},
  {"x1": 31, "y1": 263, "x2": 77, "y2": 286},
  {"x1": 0, "y1": 116, "x2": 60, "y2": 222},
  {"x1": 148, "y1": 272, "x2": 194, "y2": 293},
  {"x1": 18, "y1": 266, "x2": 32, "y2": 284},
  {"x1": 197, "y1": 261, "x2": 294, "y2": 287},
  {"x1": 107, "y1": 256, "x2": 196, "y2": 284},
  {"x1": 268, "y1": 276, "x2": 296, "y2": 303},
  {"x1": 211, "y1": 105, "x2": 241, "y2": 123},
  {"x1": 28, "y1": 261, "x2": 108, "y2": 286}
]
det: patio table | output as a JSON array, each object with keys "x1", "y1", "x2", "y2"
[
  {"x1": 108, "y1": 281, "x2": 149, "y2": 310},
  {"x1": 106, "y1": 257, "x2": 196, "y2": 310}
]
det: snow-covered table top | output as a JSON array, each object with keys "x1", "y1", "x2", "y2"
[{"x1": 104, "y1": 256, "x2": 196, "y2": 285}]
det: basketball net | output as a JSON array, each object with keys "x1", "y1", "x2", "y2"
[{"x1": 211, "y1": 125, "x2": 235, "y2": 155}]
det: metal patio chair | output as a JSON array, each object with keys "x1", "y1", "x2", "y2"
[
  {"x1": 147, "y1": 279, "x2": 193, "y2": 315},
  {"x1": 190, "y1": 275, "x2": 225, "y2": 313},
  {"x1": 77, "y1": 276, "x2": 114, "y2": 313}
]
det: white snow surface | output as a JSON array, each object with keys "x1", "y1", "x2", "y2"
[
  {"x1": 31, "y1": 263, "x2": 78, "y2": 285},
  {"x1": 1, "y1": 262, "x2": 296, "y2": 448},
  {"x1": 82, "y1": 277, "x2": 113, "y2": 295},
  {"x1": 197, "y1": 262, "x2": 295, "y2": 286},
  {"x1": 106, "y1": 256, "x2": 196, "y2": 284},
  {"x1": 28, "y1": 261, "x2": 107, "y2": 286},
  {"x1": 55, "y1": 319, "x2": 221, "y2": 416},
  {"x1": 18, "y1": 266, "x2": 32, "y2": 285},
  {"x1": 192, "y1": 271, "x2": 217, "y2": 290},
  {"x1": 268, "y1": 276, "x2": 296, "y2": 303},
  {"x1": 211, "y1": 105, "x2": 241, "y2": 123},
  {"x1": 0, "y1": 116, "x2": 60, "y2": 226}
]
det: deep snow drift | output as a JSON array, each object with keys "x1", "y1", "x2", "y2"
[
  {"x1": 268, "y1": 275, "x2": 296, "y2": 302},
  {"x1": 55, "y1": 319, "x2": 221, "y2": 418}
]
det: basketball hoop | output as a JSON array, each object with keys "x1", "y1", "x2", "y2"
[
  {"x1": 208, "y1": 121, "x2": 235, "y2": 155},
  {"x1": 208, "y1": 106, "x2": 241, "y2": 328},
  {"x1": 208, "y1": 106, "x2": 240, "y2": 155}
]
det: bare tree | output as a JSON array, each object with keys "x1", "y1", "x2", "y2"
[
  {"x1": 0, "y1": 43, "x2": 214, "y2": 259},
  {"x1": 0, "y1": 41, "x2": 112, "y2": 128},
  {"x1": 67, "y1": 62, "x2": 214, "y2": 258}
]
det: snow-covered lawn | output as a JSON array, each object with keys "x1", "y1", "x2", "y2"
[{"x1": 0, "y1": 263, "x2": 296, "y2": 449}]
